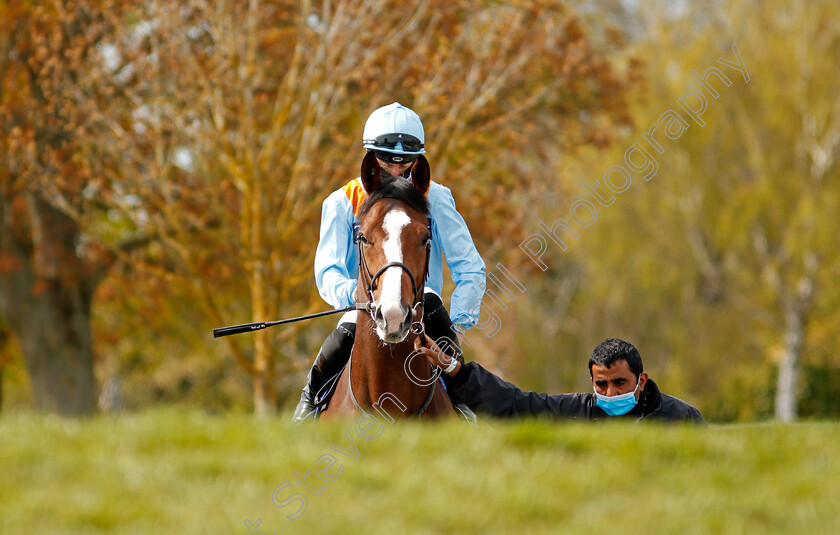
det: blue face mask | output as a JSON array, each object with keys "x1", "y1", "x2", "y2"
[{"x1": 594, "y1": 377, "x2": 641, "y2": 416}]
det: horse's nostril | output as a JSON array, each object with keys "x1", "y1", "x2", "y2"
[{"x1": 374, "y1": 306, "x2": 384, "y2": 323}]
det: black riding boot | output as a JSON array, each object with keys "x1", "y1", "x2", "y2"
[
  {"x1": 422, "y1": 292, "x2": 477, "y2": 423},
  {"x1": 291, "y1": 323, "x2": 356, "y2": 423}
]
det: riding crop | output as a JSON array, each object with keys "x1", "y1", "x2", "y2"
[{"x1": 212, "y1": 303, "x2": 372, "y2": 338}]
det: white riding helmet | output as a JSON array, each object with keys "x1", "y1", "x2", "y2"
[{"x1": 362, "y1": 103, "x2": 426, "y2": 159}]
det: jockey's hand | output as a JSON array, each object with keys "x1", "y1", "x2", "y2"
[{"x1": 414, "y1": 334, "x2": 461, "y2": 377}]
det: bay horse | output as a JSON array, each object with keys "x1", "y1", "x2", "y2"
[{"x1": 319, "y1": 152, "x2": 455, "y2": 421}]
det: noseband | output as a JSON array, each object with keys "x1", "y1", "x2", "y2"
[{"x1": 356, "y1": 225, "x2": 431, "y2": 327}]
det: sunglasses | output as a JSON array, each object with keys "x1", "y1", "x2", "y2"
[
  {"x1": 364, "y1": 133, "x2": 424, "y2": 153},
  {"x1": 373, "y1": 150, "x2": 419, "y2": 165}
]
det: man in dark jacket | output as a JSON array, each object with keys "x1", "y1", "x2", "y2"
[{"x1": 414, "y1": 336, "x2": 705, "y2": 423}]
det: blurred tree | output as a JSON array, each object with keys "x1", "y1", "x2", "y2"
[
  {"x1": 0, "y1": 1, "x2": 138, "y2": 414},
  {"x1": 94, "y1": 0, "x2": 638, "y2": 413},
  {"x1": 534, "y1": 0, "x2": 840, "y2": 421},
  {"x1": 650, "y1": 0, "x2": 839, "y2": 421},
  {"x1": 0, "y1": 320, "x2": 6, "y2": 408},
  {"x1": 2, "y1": 0, "x2": 638, "y2": 414}
]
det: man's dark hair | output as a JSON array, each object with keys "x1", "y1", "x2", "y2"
[{"x1": 588, "y1": 338, "x2": 644, "y2": 378}]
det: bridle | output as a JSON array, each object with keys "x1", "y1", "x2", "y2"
[
  {"x1": 341, "y1": 217, "x2": 437, "y2": 418},
  {"x1": 355, "y1": 219, "x2": 431, "y2": 332}
]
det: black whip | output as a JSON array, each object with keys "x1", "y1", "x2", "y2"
[{"x1": 212, "y1": 303, "x2": 371, "y2": 338}]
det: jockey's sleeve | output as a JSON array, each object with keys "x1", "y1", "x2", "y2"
[
  {"x1": 314, "y1": 190, "x2": 358, "y2": 309},
  {"x1": 430, "y1": 185, "x2": 486, "y2": 330}
]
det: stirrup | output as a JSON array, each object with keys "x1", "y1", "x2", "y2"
[{"x1": 454, "y1": 403, "x2": 477, "y2": 425}]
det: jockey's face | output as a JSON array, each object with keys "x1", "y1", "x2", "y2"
[{"x1": 377, "y1": 159, "x2": 412, "y2": 179}]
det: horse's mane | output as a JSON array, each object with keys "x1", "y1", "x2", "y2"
[{"x1": 358, "y1": 176, "x2": 429, "y2": 219}]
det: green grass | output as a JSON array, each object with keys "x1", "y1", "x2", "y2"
[{"x1": 1, "y1": 409, "x2": 839, "y2": 534}]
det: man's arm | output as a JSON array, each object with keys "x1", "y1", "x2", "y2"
[
  {"x1": 314, "y1": 192, "x2": 358, "y2": 308},
  {"x1": 415, "y1": 336, "x2": 590, "y2": 419}
]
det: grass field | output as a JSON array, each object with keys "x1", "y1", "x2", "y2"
[{"x1": 1, "y1": 409, "x2": 838, "y2": 534}]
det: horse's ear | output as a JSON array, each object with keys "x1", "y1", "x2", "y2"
[
  {"x1": 411, "y1": 155, "x2": 430, "y2": 196},
  {"x1": 361, "y1": 151, "x2": 381, "y2": 193}
]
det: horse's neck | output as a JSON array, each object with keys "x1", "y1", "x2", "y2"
[{"x1": 351, "y1": 315, "x2": 434, "y2": 414}]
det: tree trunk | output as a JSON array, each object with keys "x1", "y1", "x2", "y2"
[
  {"x1": 252, "y1": 329, "x2": 276, "y2": 416},
  {"x1": 0, "y1": 325, "x2": 7, "y2": 410},
  {"x1": 0, "y1": 199, "x2": 100, "y2": 416},
  {"x1": 23, "y1": 285, "x2": 96, "y2": 415},
  {"x1": 0, "y1": 274, "x2": 97, "y2": 415},
  {"x1": 775, "y1": 302, "x2": 804, "y2": 422}
]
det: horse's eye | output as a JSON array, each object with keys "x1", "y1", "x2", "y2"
[
  {"x1": 421, "y1": 235, "x2": 431, "y2": 247},
  {"x1": 358, "y1": 233, "x2": 371, "y2": 246}
]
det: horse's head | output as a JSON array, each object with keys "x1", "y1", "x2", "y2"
[{"x1": 357, "y1": 151, "x2": 431, "y2": 344}]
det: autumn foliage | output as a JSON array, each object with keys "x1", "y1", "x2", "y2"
[{"x1": 4, "y1": 0, "x2": 835, "y2": 421}]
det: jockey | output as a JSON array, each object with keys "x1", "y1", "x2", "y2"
[{"x1": 292, "y1": 102, "x2": 486, "y2": 422}]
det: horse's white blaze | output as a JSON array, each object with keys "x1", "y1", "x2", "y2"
[{"x1": 378, "y1": 209, "x2": 411, "y2": 337}]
